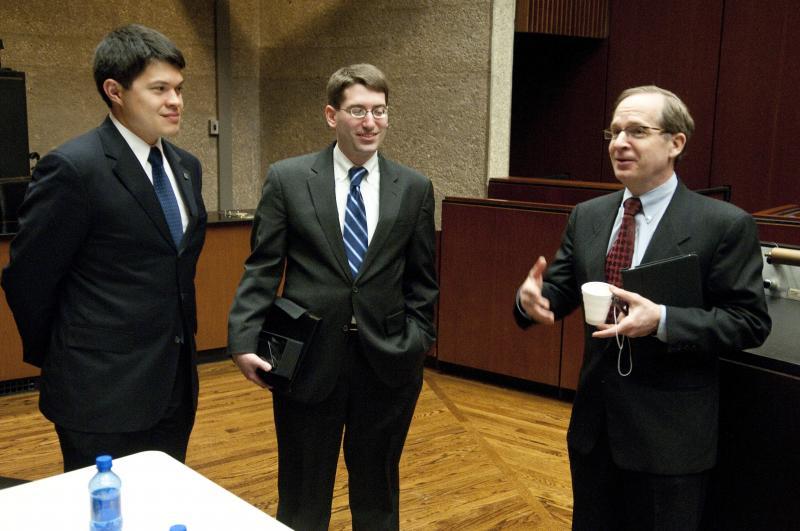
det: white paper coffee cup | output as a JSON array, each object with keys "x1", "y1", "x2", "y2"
[{"x1": 581, "y1": 281, "x2": 613, "y2": 325}]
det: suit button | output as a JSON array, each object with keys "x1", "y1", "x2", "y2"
[
  {"x1": 341, "y1": 325, "x2": 349, "y2": 332},
  {"x1": 174, "y1": 336, "x2": 182, "y2": 344},
  {"x1": 352, "y1": 287, "x2": 359, "y2": 294}
]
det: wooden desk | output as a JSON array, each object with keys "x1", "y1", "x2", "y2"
[
  {"x1": 194, "y1": 218, "x2": 252, "y2": 351},
  {"x1": 438, "y1": 197, "x2": 583, "y2": 388},
  {"x1": 753, "y1": 203, "x2": 800, "y2": 246},
  {"x1": 0, "y1": 236, "x2": 36, "y2": 382}
]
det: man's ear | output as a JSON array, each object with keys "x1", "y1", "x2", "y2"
[
  {"x1": 102, "y1": 79, "x2": 124, "y2": 106},
  {"x1": 324, "y1": 105, "x2": 337, "y2": 128},
  {"x1": 669, "y1": 132, "x2": 687, "y2": 159}
]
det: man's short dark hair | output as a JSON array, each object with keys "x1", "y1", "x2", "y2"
[
  {"x1": 93, "y1": 24, "x2": 185, "y2": 108},
  {"x1": 326, "y1": 64, "x2": 389, "y2": 109}
]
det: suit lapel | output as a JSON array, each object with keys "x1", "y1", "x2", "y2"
[
  {"x1": 641, "y1": 182, "x2": 693, "y2": 263},
  {"x1": 307, "y1": 147, "x2": 351, "y2": 280},
  {"x1": 587, "y1": 190, "x2": 624, "y2": 280},
  {"x1": 98, "y1": 118, "x2": 177, "y2": 249},
  {"x1": 359, "y1": 154, "x2": 400, "y2": 277}
]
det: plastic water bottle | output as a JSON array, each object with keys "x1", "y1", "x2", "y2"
[{"x1": 89, "y1": 455, "x2": 122, "y2": 531}]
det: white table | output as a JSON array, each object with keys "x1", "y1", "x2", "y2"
[{"x1": 0, "y1": 451, "x2": 291, "y2": 530}]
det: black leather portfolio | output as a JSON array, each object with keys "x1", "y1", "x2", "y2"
[
  {"x1": 622, "y1": 253, "x2": 704, "y2": 308},
  {"x1": 256, "y1": 297, "x2": 320, "y2": 391}
]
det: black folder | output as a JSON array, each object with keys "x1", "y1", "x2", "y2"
[
  {"x1": 622, "y1": 253, "x2": 704, "y2": 308},
  {"x1": 256, "y1": 297, "x2": 321, "y2": 392}
]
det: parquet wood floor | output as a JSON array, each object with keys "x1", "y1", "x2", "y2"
[{"x1": 0, "y1": 361, "x2": 574, "y2": 529}]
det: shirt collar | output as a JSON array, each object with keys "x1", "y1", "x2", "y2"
[
  {"x1": 109, "y1": 113, "x2": 163, "y2": 163},
  {"x1": 333, "y1": 143, "x2": 379, "y2": 183},
  {"x1": 623, "y1": 173, "x2": 678, "y2": 222}
]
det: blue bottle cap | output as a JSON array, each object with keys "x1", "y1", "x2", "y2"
[
  {"x1": 169, "y1": 526, "x2": 187, "y2": 531},
  {"x1": 95, "y1": 455, "x2": 112, "y2": 472}
]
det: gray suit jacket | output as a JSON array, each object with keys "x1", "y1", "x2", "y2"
[
  {"x1": 227, "y1": 144, "x2": 438, "y2": 403},
  {"x1": 516, "y1": 182, "x2": 770, "y2": 474}
]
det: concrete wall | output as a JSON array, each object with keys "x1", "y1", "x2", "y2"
[
  {"x1": 1, "y1": 0, "x2": 514, "y2": 223},
  {"x1": 0, "y1": 0, "x2": 219, "y2": 209},
  {"x1": 249, "y1": 0, "x2": 496, "y2": 223}
]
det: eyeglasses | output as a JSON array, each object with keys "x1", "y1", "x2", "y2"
[
  {"x1": 603, "y1": 125, "x2": 666, "y2": 140},
  {"x1": 341, "y1": 105, "x2": 388, "y2": 119}
]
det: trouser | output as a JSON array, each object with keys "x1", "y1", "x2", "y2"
[
  {"x1": 55, "y1": 348, "x2": 195, "y2": 472},
  {"x1": 569, "y1": 430, "x2": 710, "y2": 531},
  {"x1": 272, "y1": 332, "x2": 422, "y2": 531}
]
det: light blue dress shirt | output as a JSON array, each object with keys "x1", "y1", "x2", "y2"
[{"x1": 608, "y1": 174, "x2": 678, "y2": 341}]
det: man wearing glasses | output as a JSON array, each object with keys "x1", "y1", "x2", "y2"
[
  {"x1": 228, "y1": 64, "x2": 438, "y2": 530},
  {"x1": 515, "y1": 86, "x2": 770, "y2": 529}
]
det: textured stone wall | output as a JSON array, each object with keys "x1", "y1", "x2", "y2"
[
  {"x1": 250, "y1": 0, "x2": 495, "y2": 224},
  {"x1": 228, "y1": 0, "x2": 263, "y2": 209},
  {"x1": 1, "y1": 0, "x2": 508, "y2": 221},
  {"x1": 0, "y1": 0, "x2": 219, "y2": 209}
]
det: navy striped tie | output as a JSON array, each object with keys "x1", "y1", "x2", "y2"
[
  {"x1": 343, "y1": 166, "x2": 368, "y2": 277},
  {"x1": 148, "y1": 147, "x2": 184, "y2": 247}
]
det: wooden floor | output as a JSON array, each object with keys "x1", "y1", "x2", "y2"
[{"x1": 0, "y1": 361, "x2": 574, "y2": 529}]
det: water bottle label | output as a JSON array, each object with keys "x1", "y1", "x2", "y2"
[{"x1": 90, "y1": 487, "x2": 122, "y2": 530}]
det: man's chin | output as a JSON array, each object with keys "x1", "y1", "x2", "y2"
[
  {"x1": 355, "y1": 142, "x2": 381, "y2": 155},
  {"x1": 160, "y1": 126, "x2": 181, "y2": 138}
]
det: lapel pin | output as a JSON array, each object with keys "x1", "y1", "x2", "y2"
[{"x1": 183, "y1": 171, "x2": 189, "y2": 180}]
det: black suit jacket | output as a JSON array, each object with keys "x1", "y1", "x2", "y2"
[
  {"x1": 515, "y1": 182, "x2": 770, "y2": 474},
  {"x1": 1, "y1": 117, "x2": 207, "y2": 433},
  {"x1": 227, "y1": 144, "x2": 438, "y2": 403}
]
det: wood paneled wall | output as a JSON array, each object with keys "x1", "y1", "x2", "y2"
[
  {"x1": 516, "y1": 0, "x2": 609, "y2": 38},
  {"x1": 711, "y1": 0, "x2": 800, "y2": 212},
  {"x1": 511, "y1": 0, "x2": 800, "y2": 213},
  {"x1": 509, "y1": 33, "x2": 609, "y2": 182},
  {"x1": 437, "y1": 197, "x2": 584, "y2": 390}
]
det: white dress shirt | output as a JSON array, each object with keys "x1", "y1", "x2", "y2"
[
  {"x1": 109, "y1": 114, "x2": 188, "y2": 231},
  {"x1": 333, "y1": 143, "x2": 380, "y2": 243}
]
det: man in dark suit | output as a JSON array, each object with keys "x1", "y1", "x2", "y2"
[
  {"x1": 515, "y1": 86, "x2": 770, "y2": 530},
  {"x1": 227, "y1": 64, "x2": 438, "y2": 530},
  {"x1": 1, "y1": 25, "x2": 206, "y2": 472}
]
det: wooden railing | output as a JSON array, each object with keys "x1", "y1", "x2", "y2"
[{"x1": 488, "y1": 177, "x2": 731, "y2": 204}]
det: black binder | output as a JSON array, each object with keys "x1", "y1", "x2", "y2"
[
  {"x1": 622, "y1": 253, "x2": 704, "y2": 307},
  {"x1": 256, "y1": 297, "x2": 321, "y2": 391}
]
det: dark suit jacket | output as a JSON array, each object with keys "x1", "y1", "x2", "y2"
[
  {"x1": 515, "y1": 182, "x2": 770, "y2": 474},
  {"x1": 227, "y1": 144, "x2": 438, "y2": 403},
  {"x1": 1, "y1": 117, "x2": 207, "y2": 433}
]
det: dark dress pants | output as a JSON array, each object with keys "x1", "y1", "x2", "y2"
[
  {"x1": 272, "y1": 331, "x2": 423, "y2": 531},
  {"x1": 569, "y1": 429, "x2": 710, "y2": 531},
  {"x1": 55, "y1": 347, "x2": 196, "y2": 472}
]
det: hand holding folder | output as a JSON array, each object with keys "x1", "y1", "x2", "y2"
[{"x1": 621, "y1": 253, "x2": 703, "y2": 308}]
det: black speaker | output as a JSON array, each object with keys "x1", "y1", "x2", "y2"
[{"x1": 0, "y1": 70, "x2": 30, "y2": 178}]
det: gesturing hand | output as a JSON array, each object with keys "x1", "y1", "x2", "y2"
[{"x1": 518, "y1": 256, "x2": 554, "y2": 325}]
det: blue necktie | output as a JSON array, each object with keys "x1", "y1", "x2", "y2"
[
  {"x1": 148, "y1": 147, "x2": 184, "y2": 246},
  {"x1": 343, "y1": 166, "x2": 369, "y2": 277}
]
